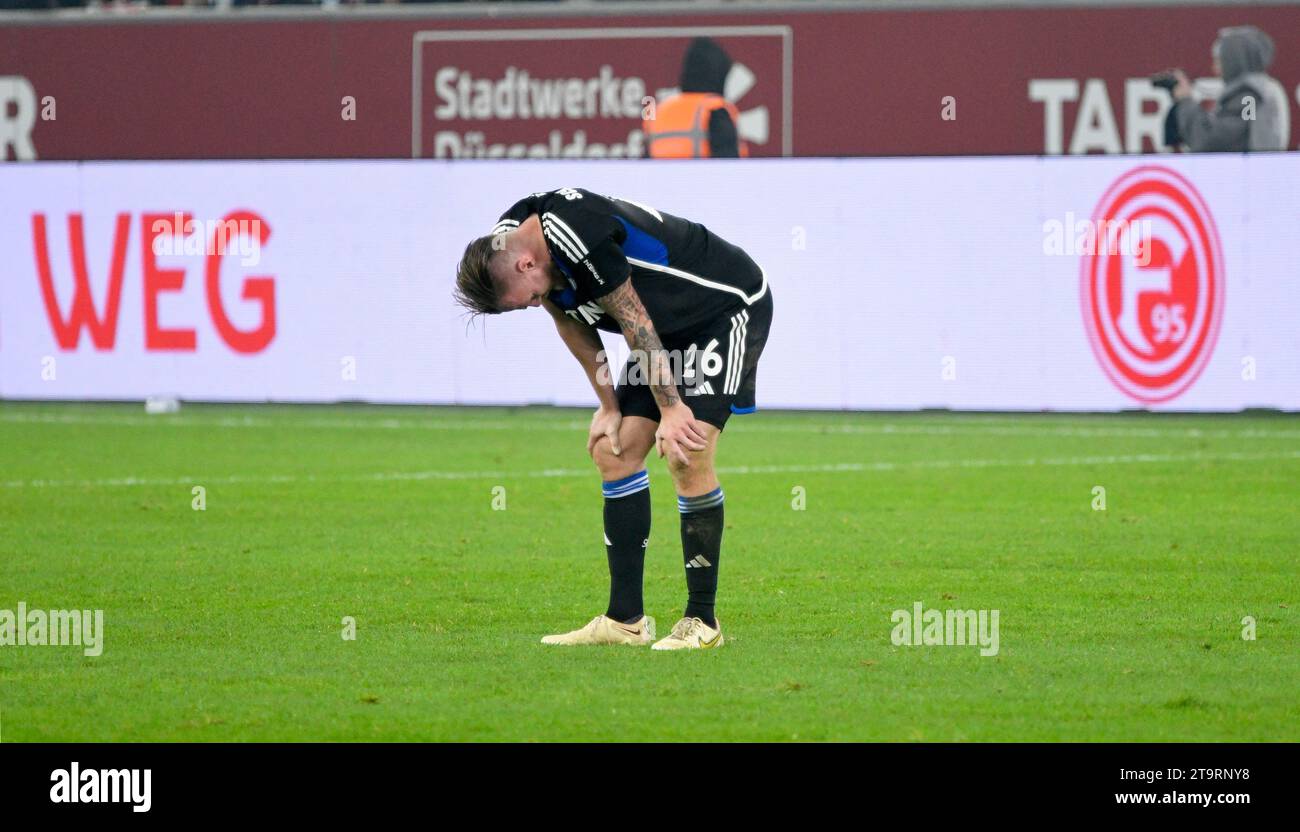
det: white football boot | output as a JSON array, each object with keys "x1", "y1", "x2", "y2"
[
  {"x1": 540, "y1": 614, "x2": 656, "y2": 646},
  {"x1": 651, "y1": 616, "x2": 724, "y2": 650}
]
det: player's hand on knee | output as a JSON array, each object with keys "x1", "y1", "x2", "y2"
[
  {"x1": 655, "y1": 403, "x2": 707, "y2": 467},
  {"x1": 587, "y1": 405, "x2": 623, "y2": 457}
]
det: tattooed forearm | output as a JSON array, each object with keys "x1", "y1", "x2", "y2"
[{"x1": 598, "y1": 281, "x2": 680, "y2": 408}]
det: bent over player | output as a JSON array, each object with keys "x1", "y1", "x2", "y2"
[{"x1": 453, "y1": 188, "x2": 773, "y2": 650}]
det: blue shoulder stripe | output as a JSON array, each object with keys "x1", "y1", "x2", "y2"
[{"x1": 614, "y1": 216, "x2": 668, "y2": 266}]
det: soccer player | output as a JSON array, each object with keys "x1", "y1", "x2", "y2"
[{"x1": 453, "y1": 188, "x2": 772, "y2": 650}]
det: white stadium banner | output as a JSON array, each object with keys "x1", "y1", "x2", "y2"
[{"x1": 0, "y1": 156, "x2": 1296, "y2": 411}]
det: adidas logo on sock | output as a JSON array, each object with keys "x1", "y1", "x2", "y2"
[{"x1": 686, "y1": 555, "x2": 713, "y2": 568}]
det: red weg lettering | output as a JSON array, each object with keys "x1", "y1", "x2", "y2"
[
  {"x1": 32, "y1": 213, "x2": 129, "y2": 350},
  {"x1": 31, "y1": 210, "x2": 277, "y2": 353}
]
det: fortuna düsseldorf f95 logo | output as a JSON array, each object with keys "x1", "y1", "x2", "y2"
[{"x1": 1080, "y1": 166, "x2": 1225, "y2": 404}]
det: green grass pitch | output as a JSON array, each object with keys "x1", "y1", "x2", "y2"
[{"x1": 0, "y1": 401, "x2": 1296, "y2": 741}]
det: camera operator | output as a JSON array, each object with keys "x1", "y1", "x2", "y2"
[{"x1": 1158, "y1": 26, "x2": 1289, "y2": 152}]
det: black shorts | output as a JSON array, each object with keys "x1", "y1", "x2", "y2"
[{"x1": 615, "y1": 289, "x2": 773, "y2": 430}]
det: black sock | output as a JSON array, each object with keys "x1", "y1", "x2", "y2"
[
  {"x1": 678, "y1": 487, "x2": 724, "y2": 629},
  {"x1": 602, "y1": 470, "x2": 650, "y2": 624}
]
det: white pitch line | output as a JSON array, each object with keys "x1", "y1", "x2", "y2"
[
  {"x1": 0, "y1": 412, "x2": 580, "y2": 433},
  {"x1": 3, "y1": 450, "x2": 1297, "y2": 490},
  {"x1": 2, "y1": 411, "x2": 1299, "y2": 441},
  {"x1": 738, "y1": 423, "x2": 1300, "y2": 441}
]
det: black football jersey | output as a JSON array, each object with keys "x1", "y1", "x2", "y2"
[{"x1": 491, "y1": 188, "x2": 767, "y2": 337}]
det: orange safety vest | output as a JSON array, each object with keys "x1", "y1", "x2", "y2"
[{"x1": 643, "y1": 92, "x2": 749, "y2": 159}]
